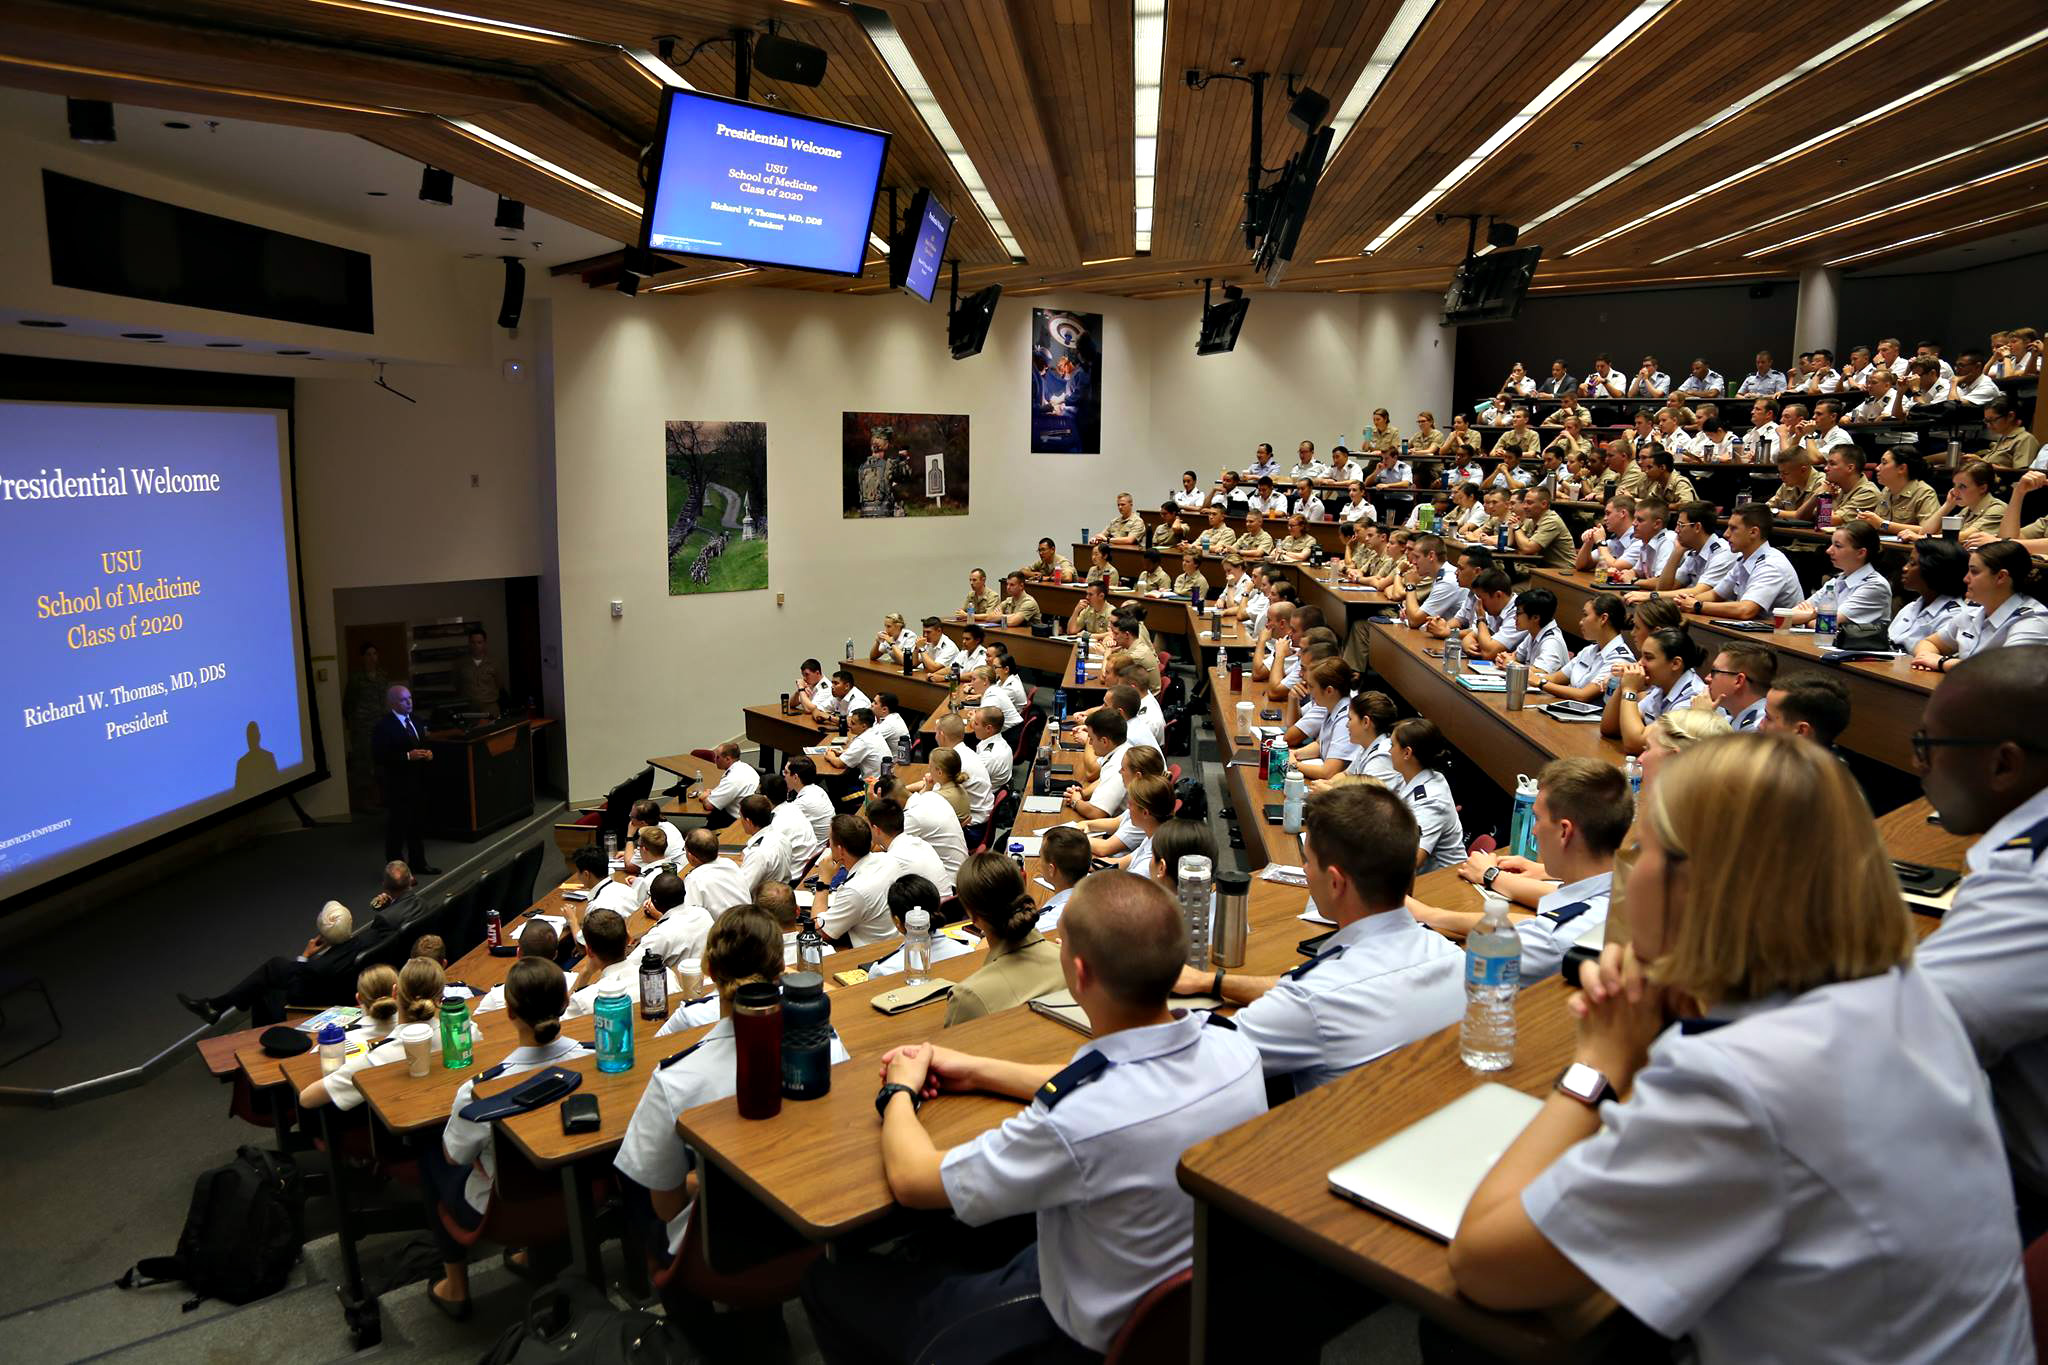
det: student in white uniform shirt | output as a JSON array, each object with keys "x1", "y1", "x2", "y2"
[
  {"x1": 1672, "y1": 504, "x2": 1803, "y2": 621},
  {"x1": 816, "y1": 669, "x2": 871, "y2": 722},
  {"x1": 1913, "y1": 541, "x2": 2048, "y2": 671},
  {"x1": 626, "y1": 869, "x2": 710, "y2": 968},
  {"x1": 780, "y1": 757, "x2": 835, "y2": 859},
  {"x1": 294, "y1": 963, "x2": 401, "y2": 1100},
  {"x1": 1173, "y1": 469, "x2": 1209, "y2": 510},
  {"x1": 863, "y1": 875, "x2": 975, "y2": 980},
  {"x1": 1116, "y1": 773, "x2": 1180, "y2": 880},
  {"x1": 1035, "y1": 827, "x2": 1093, "y2": 932},
  {"x1": 1780, "y1": 521, "x2": 1893, "y2": 629},
  {"x1": 1538, "y1": 594, "x2": 1635, "y2": 703},
  {"x1": 471, "y1": 921, "x2": 569, "y2": 1015},
  {"x1": 868, "y1": 612, "x2": 918, "y2": 666},
  {"x1": 864, "y1": 794, "x2": 947, "y2": 894},
  {"x1": 1064, "y1": 709, "x2": 1131, "y2": 821},
  {"x1": 1696, "y1": 642, "x2": 1772, "y2": 732},
  {"x1": 300, "y1": 959, "x2": 462, "y2": 1112},
  {"x1": 913, "y1": 618, "x2": 961, "y2": 678},
  {"x1": 1449, "y1": 735, "x2": 2033, "y2": 1365},
  {"x1": 618, "y1": 904, "x2": 853, "y2": 1261},
  {"x1": 1388, "y1": 719, "x2": 1464, "y2": 872},
  {"x1": 1911, "y1": 648, "x2": 2048, "y2": 1235},
  {"x1": 953, "y1": 624, "x2": 990, "y2": 674},
  {"x1": 1501, "y1": 589, "x2": 1570, "y2": 673},
  {"x1": 565, "y1": 907, "x2": 680, "y2": 1018},
  {"x1": 732, "y1": 794, "x2": 794, "y2": 896},
  {"x1": 879, "y1": 773, "x2": 967, "y2": 894},
  {"x1": 623, "y1": 826, "x2": 679, "y2": 906},
  {"x1": 622, "y1": 799, "x2": 687, "y2": 867},
  {"x1": 800, "y1": 871, "x2": 1268, "y2": 1362},
  {"x1": 789, "y1": 657, "x2": 834, "y2": 717},
  {"x1": 1186, "y1": 782, "x2": 1463, "y2": 1095},
  {"x1": 988, "y1": 653, "x2": 1032, "y2": 729},
  {"x1": 674, "y1": 827, "x2": 750, "y2": 919},
  {"x1": 1606, "y1": 627, "x2": 1706, "y2": 755},
  {"x1": 812, "y1": 814, "x2": 901, "y2": 947},
  {"x1": 1888, "y1": 538, "x2": 1967, "y2": 651},
  {"x1": 819, "y1": 706, "x2": 891, "y2": 783},
  {"x1": 970, "y1": 706, "x2": 1014, "y2": 791},
  {"x1": 1081, "y1": 745, "x2": 1167, "y2": 858},
  {"x1": 932, "y1": 715, "x2": 995, "y2": 825},
  {"x1": 1413, "y1": 758, "x2": 1626, "y2": 984},
  {"x1": 422, "y1": 957, "x2": 592, "y2": 1318},
  {"x1": 1288, "y1": 439, "x2": 1329, "y2": 480}
]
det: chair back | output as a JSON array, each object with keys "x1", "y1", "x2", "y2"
[
  {"x1": 502, "y1": 843, "x2": 547, "y2": 919},
  {"x1": 1103, "y1": 1268, "x2": 1192, "y2": 1365},
  {"x1": 2027, "y1": 1229, "x2": 2048, "y2": 1365}
]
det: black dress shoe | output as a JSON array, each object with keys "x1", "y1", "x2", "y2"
[
  {"x1": 177, "y1": 992, "x2": 223, "y2": 1026},
  {"x1": 417, "y1": 865, "x2": 444, "y2": 876},
  {"x1": 426, "y1": 1282, "x2": 471, "y2": 1321}
]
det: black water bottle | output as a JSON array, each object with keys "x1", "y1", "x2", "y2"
[{"x1": 780, "y1": 972, "x2": 833, "y2": 1100}]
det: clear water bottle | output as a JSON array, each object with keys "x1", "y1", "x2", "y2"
[
  {"x1": 1460, "y1": 899, "x2": 1521, "y2": 1071},
  {"x1": 1267, "y1": 737, "x2": 1289, "y2": 792},
  {"x1": 1054, "y1": 687, "x2": 1068, "y2": 723},
  {"x1": 1814, "y1": 582, "x2": 1839, "y2": 647},
  {"x1": 795, "y1": 911, "x2": 825, "y2": 976},
  {"x1": 595, "y1": 983, "x2": 634, "y2": 1073},
  {"x1": 317, "y1": 1021, "x2": 348, "y2": 1075},
  {"x1": 639, "y1": 949, "x2": 669, "y2": 1020},
  {"x1": 843, "y1": 638, "x2": 854, "y2": 659},
  {"x1": 1338, "y1": 432, "x2": 1348, "y2": 451},
  {"x1": 1008, "y1": 840, "x2": 1027, "y2": 872},
  {"x1": 1508, "y1": 774, "x2": 1539, "y2": 858},
  {"x1": 1281, "y1": 770, "x2": 1305, "y2": 834},
  {"x1": 902, "y1": 908, "x2": 932, "y2": 986},
  {"x1": 1177, "y1": 854, "x2": 1214, "y2": 968},
  {"x1": 1624, "y1": 755, "x2": 1643, "y2": 806}
]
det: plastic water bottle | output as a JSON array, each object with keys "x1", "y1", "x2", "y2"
[
  {"x1": 902, "y1": 908, "x2": 932, "y2": 986},
  {"x1": 1814, "y1": 582, "x2": 1839, "y2": 646},
  {"x1": 639, "y1": 949, "x2": 669, "y2": 1020},
  {"x1": 844, "y1": 638, "x2": 854, "y2": 659},
  {"x1": 795, "y1": 912, "x2": 826, "y2": 976},
  {"x1": 1008, "y1": 840, "x2": 1027, "y2": 872},
  {"x1": 1624, "y1": 755, "x2": 1643, "y2": 807},
  {"x1": 1509, "y1": 774, "x2": 1539, "y2": 858},
  {"x1": 1075, "y1": 653, "x2": 1087, "y2": 683},
  {"x1": 1177, "y1": 854, "x2": 1214, "y2": 968},
  {"x1": 317, "y1": 1021, "x2": 348, "y2": 1075},
  {"x1": 1282, "y1": 770, "x2": 1305, "y2": 834},
  {"x1": 1460, "y1": 899, "x2": 1520, "y2": 1071},
  {"x1": 1267, "y1": 737, "x2": 1289, "y2": 792},
  {"x1": 1054, "y1": 687, "x2": 1068, "y2": 723},
  {"x1": 439, "y1": 997, "x2": 472, "y2": 1070},
  {"x1": 595, "y1": 983, "x2": 633, "y2": 1073},
  {"x1": 1815, "y1": 492, "x2": 1833, "y2": 528}
]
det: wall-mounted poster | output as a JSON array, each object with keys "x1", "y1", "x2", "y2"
[
  {"x1": 665, "y1": 419, "x2": 768, "y2": 595},
  {"x1": 842, "y1": 411, "x2": 970, "y2": 518},
  {"x1": 1031, "y1": 308, "x2": 1102, "y2": 453}
]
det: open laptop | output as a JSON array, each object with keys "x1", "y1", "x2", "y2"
[{"x1": 1327, "y1": 1083, "x2": 1545, "y2": 1241}]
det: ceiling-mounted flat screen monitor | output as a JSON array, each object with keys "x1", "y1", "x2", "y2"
[
  {"x1": 891, "y1": 188, "x2": 954, "y2": 302},
  {"x1": 640, "y1": 87, "x2": 890, "y2": 277},
  {"x1": 1196, "y1": 294, "x2": 1250, "y2": 355},
  {"x1": 1442, "y1": 245, "x2": 1543, "y2": 326}
]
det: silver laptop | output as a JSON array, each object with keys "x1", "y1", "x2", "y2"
[{"x1": 1327, "y1": 1083, "x2": 1545, "y2": 1241}]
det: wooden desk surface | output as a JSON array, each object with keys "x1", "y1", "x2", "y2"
[
  {"x1": 648, "y1": 753, "x2": 718, "y2": 784},
  {"x1": 841, "y1": 659, "x2": 953, "y2": 716},
  {"x1": 1032, "y1": 580, "x2": 1194, "y2": 641},
  {"x1": 1176, "y1": 978, "x2": 1609, "y2": 1362},
  {"x1": 933, "y1": 621, "x2": 1076, "y2": 677},
  {"x1": 1877, "y1": 796, "x2": 1971, "y2": 869},
  {"x1": 745, "y1": 704, "x2": 833, "y2": 760}
]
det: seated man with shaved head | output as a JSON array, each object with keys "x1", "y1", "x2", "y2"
[
  {"x1": 1911, "y1": 646, "x2": 2048, "y2": 1237},
  {"x1": 801, "y1": 871, "x2": 1268, "y2": 1362}
]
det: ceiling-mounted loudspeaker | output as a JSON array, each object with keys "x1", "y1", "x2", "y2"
[
  {"x1": 1486, "y1": 221, "x2": 1519, "y2": 248},
  {"x1": 66, "y1": 98, "x2": 115, "y2": 144},
  {"x1": 948, "y1": 284, "x2": 1001, "y2": 360},
  {"x1": 618, "y1": 247, "x2": 659, "y2": 296},
  {"x1": 753, "y1": 32, "x2": 827, "y2": 87},
  {"x1": 495, "y1": 196, "x2": 525, "y2": 230},
  {"x1": 497, "y1": 257, "x2": 525, "y2": 329},
  {"x1": 419, "y1": 165, "x2": 454, "y2": 205},
  {"x1": 1286, "y1": 86, "x2": 1329, "y2": 134}
]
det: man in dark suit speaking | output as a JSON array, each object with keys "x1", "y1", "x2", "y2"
[{"x1": 372, "y1": 685, "x2": 441, "y2": 875}]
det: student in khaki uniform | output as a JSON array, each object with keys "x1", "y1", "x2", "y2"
[
  {"x1": 1507, "y1": 487, "x2": 1576, "y2": 569},
  {"x1": 1862, "y1": 448, "x2": 1940, "y2": 535},
  {"x1": 1022, "y1": 537, "x2": 1075, "y2": 582},
  {"x1": 1272, "y1": 513, "x2": 1317, "y2": 562},
  {"x1": 1097, "y1": 492, "x2": 1145, "y2": 545},
  {"x1": 1067, "y1": 580, "x2": 1117, "y2": 637},
  {"x1": 1131, "y1": 547, "x2": 1172, "y2": 595},
  {"x1": 1189, "y1": 504, "x2": 1237, "y2": 555},
  {"x1": 1494, "y1": 407, "x2": 1542, "y2": 459},
  {"x1": 996, "y1": 572, "x2": 1043, "y2": 627},
  {"x1": 959, "y1": 567, "x2": 1001, "y2": 619},
  {"x1": 1083, "y1": 542, "x2": 1121, "y2": 589},
  {"x1": 1364, "y1": 408, "x2": 1401, "y2": 454},
  {"x1": 1998, "y1": 469, "x2": 2048, "y2": 552},
  {"x1": 1543, "y1": 416, "x2": 1592, "y2": 463},
  {"x1": 1411, "y1": 411, "x2": 1446, "y2": 452},
  {"x1": 1341, "y1": 522, "x2": 1388, "y2": 581},
  {"x1": 941, "y1": 853, "x2": 1066, "y2": 1026},
  {"x1": 1171, "y1": 550, "x2": 1208, "y2": 597},
  {"x1": 1766, "y1": 451, "x2": 1822, "y2": 513},
  {"x1": 1593, "y1": 442, "x2": 1645, "y2": 502},
  {"x1": 1980, "y1": 398, "x2": 2042, "y2": 470},
  {"x1": 1916, "y1": 461, "x2": 2007, "y2": 546},
  {"x1": 1792, "y1": 446, "x2": 1881, "y2": 522},
  {"x1": 1151, "y1": 500, "x2": 1190, "y2": 549},
  {"x1": 1639, "y1": 446, "x2": 1698, "y2": 506},
  {"x1": 1234, "y1": 509, "x2": 1275, "y2": 559}
]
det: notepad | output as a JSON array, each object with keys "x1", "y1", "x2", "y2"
[
  {"x1": 1327, "y1": 1085, "x2": 1546, "y2": 1241},
  {"x1": 1020, "y1": 795, "x2": 1066, "y2": 814},
  {"x1": 1007, "y1": 835, "x2": 1044, "y2": 857},
  {"x1": 1456, "y1": 674, "x2": 1507, "y2": 693},
  {"x1": 517, "y1": 914, "x2": 566, "y2": 941}
]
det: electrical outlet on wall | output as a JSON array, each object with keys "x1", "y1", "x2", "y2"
[
  {"x1": 777, "y1": 593, "x2": 785, "y2": 607},
  {"x1": 610, "y1": 599, "x2": 624, "y2": 619}
]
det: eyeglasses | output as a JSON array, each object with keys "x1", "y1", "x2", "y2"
[
  {"x1": 1703, "y1": 667, "x2": 1745, "y2": 680},
  {"x1": 1909, "y1": 729, "x2": 2047, "y2": 767}
]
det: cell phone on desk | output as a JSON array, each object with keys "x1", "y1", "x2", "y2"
[{"x1": 560, "y1": 1094, "x2": 600, "y2": 1135}]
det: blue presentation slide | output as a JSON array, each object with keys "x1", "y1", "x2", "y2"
[
  {"x1": 903, "y1": 196, "x2": 953, "y2": 302},
  {"x1": 0, "y1": 402, "x2": 311, "y2": 898},
  {"x1": 645, "y1": 91, "x2": 888, "y2": 275}
]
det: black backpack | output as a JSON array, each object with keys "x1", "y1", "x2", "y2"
[
  {"x1": 119, "y1": 1146, "x2": 304, "y2": 1309},
  {"x1": 479, "y1": 1277, "x2": 679, "y2": 1365},
  {"x1": 1173, "y1": 775, "x2": 1208, "y2": 823}
]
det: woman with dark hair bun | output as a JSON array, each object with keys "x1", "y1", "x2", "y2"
[
  {"x1": 424, "y1": 956, "x2": 588, "y2": 1318},
  {"x1": 1913, "y1": 539, "x2": 2048, "y2": 668},
  {"x1": 1888, "y1": 538, "x2": 1966, "y2": 651},
  {"x1": 1389, "y1": 719, "x2": 1465, "y2": 872},
  {"x1": 944, "y1": 853, "x2": 1064, "y2": 1026}
]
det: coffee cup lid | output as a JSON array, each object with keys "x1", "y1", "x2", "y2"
[{"x1": 400, "y1": 1023, "x2": 434, "y2": 1042}]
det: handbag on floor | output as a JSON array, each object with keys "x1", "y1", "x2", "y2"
[
  {"x1": 478, "y1": 1276, "x2": 679, "y2": 1364},
  {"x1": 117, "y1": 1146, "x2": 304, "y2": 1310}
]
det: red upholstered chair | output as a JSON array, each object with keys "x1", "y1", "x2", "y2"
[
  {"x1": 437, "y1": 1136, "x2": 570, "y2": 1258},
  {"x1": 1103, "y1": 1269, "x2": 1192, "y2": 1365},
  {"x1": 690, "y1": 748, "x2": 718, "y2": 763},
  {"x1": 1467, "y1": 833, "x2": 1497, "y2": 856},
  {"x1": 652, "y1": 1205, "x2": 819, "y2": 1316},
  {"x1": 2026, "y1": 1230, "x2": 2048, "y2": 1364}
]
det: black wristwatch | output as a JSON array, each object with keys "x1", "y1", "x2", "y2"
[
  {"x1": 1482, "y1": 866, "x2": 1502, "y2": 890},
  {"x1": 875, "y1": 1082, "x2": 922, "y2": 1119}
]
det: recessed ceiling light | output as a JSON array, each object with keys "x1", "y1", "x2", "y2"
[
  {"x1": 1826, "y1": 198, "x2": 2048, "y2": 266},
  {"x1": 1132, "y1": 0, "x2": 1166, "y2": 253},
  {"x1": 121, "y1": 331, "x2": 163, "y2": 339},
  {"x1": 278, "y1": 349, "x2": 311, "y2": 355},
  {"x1": 162, "y1": 120, "x2": 191, "y2": 130},
  {"x1": 1322, "y1": 0, "x2": 1437, "y2": 171},
  {"x1": 205, "y1": 341, "x2": 242, "y2": 347},
  {"x1": 18, "y1": 319, "x2": 66, "y2": 328},
  {"x1": 1744, "y1": 153, "x2": 2048, "y2": 257}
]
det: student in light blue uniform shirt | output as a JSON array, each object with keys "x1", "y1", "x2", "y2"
[
  {"x1": 1388, "y1": 718, "x2": 1464, "y2": 871},
  {"x1": 1460, "y1": 568, "x2": 1520, "y2": 659},
  {"x1": 1408, "y1": 757, "x2": 1627, "y2": 984},
  {"x1": 1328, "y1": 691, "x2": 1401, "y2": 789},
  {"x1": 1540, "y1": 593, "x2": 1636, "y2": 703},
  {"x1": 1676, "y1": 504, "x2": 1803, "y2": 621},
  {"x1": 422, "y1": 958, "x2": 591, "y2": 1318},
  {"x1": 801, "y1": 872, "x2": 1267, "y2": 1361},
  {"x1": 1911, "y1": 649, "x2": 2048, "y2": 1231},
  {"x1": 1401, "y1": 535, "x2": 1465, "y2": 628},
  {"x1": 1289, "y1": 659, "x2": 1364, "y2": 780},
  {"x1": 1243, "y1": 443, "x2": 1281, "y2": 479},
  {"x1": 1607, "y1": 626, "x2": 1705, "y2": 755},
  {"x1": 1450, "y1": 735, "x2": 2033, "y2": 1365},
  {"x1": 1620, "y1": 499, "x2": 1677, "y2": 582},
  {"x1": 1505, "y1": 589, "x2": 1570, "y2": 674},
  {"x1": 1663, "y1": 500, "x2": 1735, "y2": 593},
  {"x1": 1184, "y1": 783, "x2": 1462, "y2": 1095},
  {"x1": 620, "y1": 906, "x2": 850, "y2": 1260},
  {"x1": 1698, "y1": 641, "x2": 1772, "y2": 732},
  {"x1": 1887, "y1": 538, "x2": 1966, "y2": 651},
  {"x1": 1782, "y1": 520, "x2": 1893, "y2": 629},
  {"x1": 1914, "y1": 539, "x2": 2048, "y2": 670}
]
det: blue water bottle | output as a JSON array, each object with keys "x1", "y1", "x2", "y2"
[
  {"x1": 595, "y1": 983, "x2": 633, "y2": 1073},
  {"x1": 1054, "y1": 687, "x2": 1068, "y2": 723},
  {"x1": 1508, "y1": 774, "x2": 1539, "y2": 858}
]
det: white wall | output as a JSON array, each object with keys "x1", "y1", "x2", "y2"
[{"x1": 545, "y1": 280, "x2": 1449, "y2": 798}]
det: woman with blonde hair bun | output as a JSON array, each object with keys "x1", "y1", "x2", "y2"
[
  {"x1": 299, "y1": 957, "x2": 455, "y2": 1111},
  {"x1": 1448, "y1": 734, "x2": 2030, "y2": 1362}
]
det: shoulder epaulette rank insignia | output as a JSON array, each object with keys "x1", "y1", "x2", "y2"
[
  {"x1": 1203, "y1": 1011, "x2": 1238, "y2": 1030},
  {"x1": 478, "y1": 1061, "x2": 509, "y2": 1082},
  {"x1": 1539, "y1": 900, "x2": 1592, "y2": 926},
  {"x1": 1035, "y1": 1050, "x2": 1110, "y2": 1110},
  {"x1": 1285, "y1": 945, "x2": 1346, "y2": 981},
  {"x1": 1999, "y1": 814, "x2": 2048, "y2": 861},
  {"x1": 658, "y1": 1039, "x2": 707, "y2": 1069},
  {"x1": 1679, "y1": 1017, "x2": 1728, "y2": 1035}
]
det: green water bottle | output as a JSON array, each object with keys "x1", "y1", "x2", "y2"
[{"x1": 439, "y1": 997, "x2": 472, "y2": 1070}]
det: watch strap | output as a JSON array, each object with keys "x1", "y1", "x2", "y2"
[{"x1": 875, "y1": 1082, "x2": 921, "y2": 1119}]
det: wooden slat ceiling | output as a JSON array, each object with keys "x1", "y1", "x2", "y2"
[{"x1": 1, "y1": 0, "x2": 2040, "y2": 302}]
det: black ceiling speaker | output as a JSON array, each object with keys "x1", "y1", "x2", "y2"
[
  {"x1": 494, "y1": 195, "x2": 525, "y2": 230},
  {"x1": 753, "y1": 32, "x2": 827, "y2": 87},
  {"x1": 1486, "y1": 221, "x2": 1519, "y2": 248},
  {"x1": 66, "y1": 98, "x2": 115, "y2": 144},
  {"x1": 419, "y1": 165, "x2": 454, "y2": 205},
  {"x1": 617, "y1": 247, "x2": 657, "y2": 296},
  {"x1": 496, "y1": 257, "x2": 525, "y2": 329},
  {"x1": 1286, "y1": 86, "x2": 1329, "y2": 134}
]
